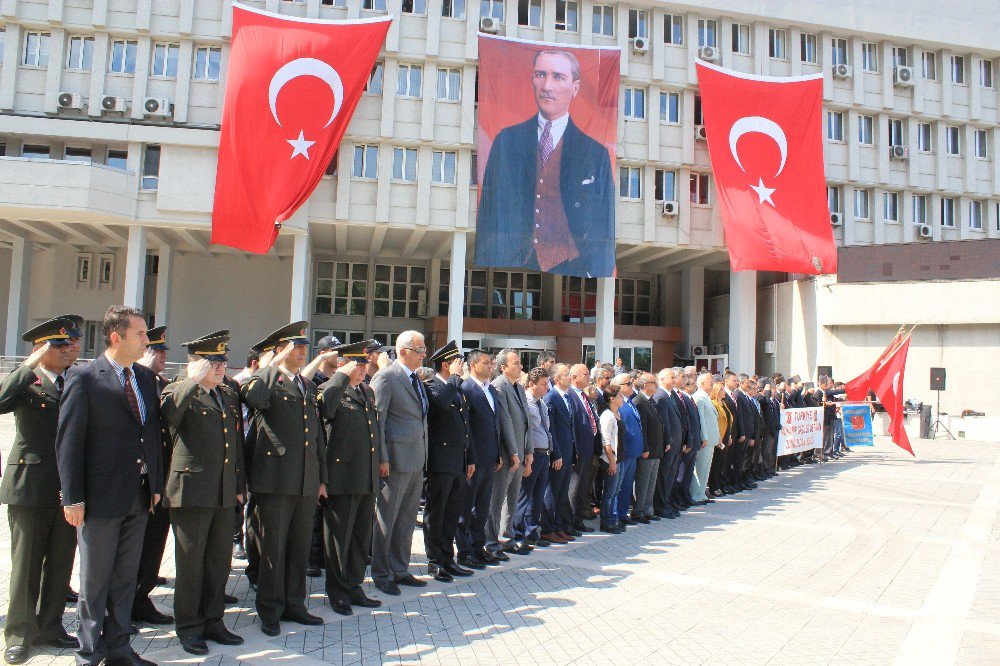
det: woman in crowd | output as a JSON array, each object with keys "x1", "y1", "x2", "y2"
[
  {"x1": 707, "y1": 382, "x2": 733, "y2": 498},
  {"x1": 598, "y1": 385, "x2": 624, "y2": 534}
]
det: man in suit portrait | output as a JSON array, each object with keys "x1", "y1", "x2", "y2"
[{"x1": 476, "y1": 49, "x2": 615, "y2": 278}]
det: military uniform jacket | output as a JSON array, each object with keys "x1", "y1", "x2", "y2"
[
  {"x1": 160, "y1": 376, "x2": 246, "y2": 509},
  {"x1": 153, "y1": 374, "x2": 172, "y2": 486},
  {"x1": 425, "y1": 375, "x2": 477, "y2": 475},
  {"x1": 318, "y1": 372, "x2": 382, "y2": 496},
  {"x1": 0, "y1": 365, "x2": 63, "y2": 506},
  {"x1": 240, "y1": 366, "x2": 326, "y2": 496}
]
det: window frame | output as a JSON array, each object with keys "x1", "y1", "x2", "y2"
[
  {"x1": 480, "y1": 0, "x2": 503, "y2": 21},
  {"x1": 800, "y1": 33, "x2": 818, "y2": 64},
  {"x1": 619, "y1": 166, "x2": 642, "y2": 200},
  {"x1": 831, "y1": 38, "x2": 849, "y2": 66},
  {"x1": 917, "y1": 122, "x2": 933, "y2": 152},
  {"x1": 658, "y1": 90, "x2": 680, "y2": 124},
  {"x1": 628, "y1": 9, "x2": 649, "y2": 40},
  {"x1": 861, "y1": 41, "x2": 879, "y2": 72},
  {"x1": 391, "y1": 146, "x2": 418, "y2": 182},
  {"x1": 140, "y1": 144, "x2": 161, "y2": 191},
  {"x1": 922, "y1": 51, "x2": 937, "y2": 80},
  {"x1": 109, "y1": 39, "x2": 137, "y2": 75},
  {"x1": 940, "y1": 197, "x2": 956, "y2": 227},
  {"x1": 768, "y1": 28, "x2": 787, "y2": 60},
  {"x1": 888, "y1": 118, "x2": 904, "y2": 148},
  {"x1": 912, "y1": 194, "x2": 927, "y2": 224},
  {"x1": 945, "y1": 126, "x2": 961, "y2": 156},
  {"x1": 828, "y1": 186, "x2": 842, "y2": 214},
  {"x1": 441, "y1": 0, "x2": 466, "y2": 20},
  {"x1": 436, "y1": 67, "x2": 462, "y2": 102},
  {"x1": 689, "y1": 172, "x2": 710, "y2": 206},
  {"x1": 653, "y1": 169, "x2": 677, "y2": 202},
  {"x1": 65, "y1": 35, "x2": 94, "y2": 71},
  {"x1": 555, "y1": 0, "x2": 579, "y2": 33},
  {"x1": 150, "y1": 42, "x2": 180, "y2": 79},
  {"x1": 366, "y1": 61, "x2": 384, "y2": 94},
  {"x1": 663, "y1": 14, "x2": 683, "y2": 45},
  {"x1": 854, "y1": 188, "x2": 871, "y2": 220},
  {"x1": 519, "y1": 0, "x2": 543, "y2": 28},
  {"x1": 969, "y1": 199, "x2": 984, "y2": 230},
  {"x1": 731, "y1": 23, "x2": 751, "y2": 55},
  {"x1": 973, "y1": 129, "x2": 989, "y2": 159},
  {"x1": 883, "y1": 191, "x2": 900, "y2": 223},
  {"x1": 951, "y1": 55, "x2": 965, "y2": 84},
  {"x1": 401, "y1": 0, "x2": 427, "y2": 14},
  {"x1": 352, "y1": 144, "x2": 379, "y2": 180},
  {"x1": 396, "y1": 63, "x2": 423, "y2": 98},
  {"x1": 22, "y1": 31, "x2": 50, "y2": 68},
  {"x1": 827, "y1": 110, "x2": 845, "y2": 142},
  {"x1": 623, "y1": 86, "x2": 646, "y2": 120},
  {"x1": 697, "y1": 19, "x2": 718, "y2": 48},
  {"x1": 314, "y1": 261, "x2": 369, "y2": 317},
  {"x1": 858, "y1": 114, "x2": 874, "y2": 146},
  {"x1": 192, "y1": 45, "x2": 222, "y2": 81},
  {"x1": 431, "y1": 150, "x2": 457, "y2": 185},
  {"x1": 591, "y1": 4, "x2": 614, "y2": 37},
  {"x1": 980, "y1": 59, "x2": 995, "y2": 88}
]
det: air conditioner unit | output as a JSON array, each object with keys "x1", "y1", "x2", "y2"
[
  {"x1": 631, "y1": 37, "x2": 649, "y2": 55},
  {"x1": 713, "y1": 344, "x2": 729, "y2": 355},
  {"x1": 479, "y1": 16, "x2": 500, "y2": 34},
  {"x1": 101, "y1": 95, "x2": 127, "y2": 113},
  {"x1": 830, "y1": 212, "x2": 842, "y2": 227},
  {"x1": 894, "y1": 65, "x2": 915, "y2": 86},
  {"x1": 890, "y1": 145, "x2": 909, "y2": 161},
  {"x1": 661, "y1": 200, "x2": 679, "y2": 216},
  {"x1": 764, "y1": 340, "x2": 777, "y2": 355},
  {"x1": 918, "y1": 224, "x2": 933, "y2": 239},
  {"x1": 143, "y1": 97, "x2": 173, "y2": 117},
  {"x1": 694, "y1": 125, "x2": 708, "y2": 141},
  {"x1": 691, "y1": 345, "x2": 708, "y2": 357},
  {"x1": 57, "y1": 92, "x2": 83, "y2": 110},
  {"x1": 832, "y1": 63, "x2": 853, "y2": 79},
  {"x1": 698, "y1": 46, "x2": 719, "y2": 62}
]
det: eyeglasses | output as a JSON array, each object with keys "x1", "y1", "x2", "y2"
[
  {"x1": 403, "y1": 346, "x2": 427, "y2": 355},
  {"x1": 209, "y1": 361, "x2": 228, "y2": 369}
]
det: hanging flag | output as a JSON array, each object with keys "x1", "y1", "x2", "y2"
[
  {"x1": 211, "y1": 3, "x2": 391, "y2": 253},
  {"x1": 845, "y1": 327, "x2": 907, "y2": 402},
  {"x1": 868, "y1": 336, "x2": 914, "y2": 456},
  {"x1": 695, "y1": 61, "x2": 837, "y2": 275}
]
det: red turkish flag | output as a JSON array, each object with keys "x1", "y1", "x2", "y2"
[
  {"x1": 696, "y1": 62, "x2": 837, "y2": 275},
  {"x1": 845, "y1": 329, "x2": 905, "y2": 402},
  {"x1": 211, "y1": 4, "x2": 391, "y2": 253},
  {"x1": 869, "y1": 336, "x2": 914, "y2": 456}
]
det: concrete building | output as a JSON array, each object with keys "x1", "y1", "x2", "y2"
[{"x1": 0, "y1": 0, "x2": 998, "y2": 418}]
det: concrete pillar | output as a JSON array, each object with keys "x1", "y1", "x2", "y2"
[
  {"x1": 594, "y1": 277, "x2": 615, "y2": 362},
  {"x1": 122, "y1": 226, "x2": 148, "y2": 309},
  {"x1": 728, "y1": 269, "x2": 757, "y2": 373},
  {"x1": 446, "y1": 231, "x2": 466, "y2": 343},
  {"x1": 680, "y1": 265, "x2": 705, "y2": 356},
  {"x1": 4, "y1": 237, "x2": 32, "y2": 357},
  {"x1": 290, "y1": 233, "x2": 312, "y2": 322},
  {"x1": 153, "y1": 245, "x2": 173, "y2": 328}
]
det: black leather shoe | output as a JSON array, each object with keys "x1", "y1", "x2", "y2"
[
  {"x1": 648, "y1": 514, "x2": 661, "y2": 521},
  {"x1": 130, "y1": 624, "x2": 139, "y2": 635},
  {"x1": 599, "y1": 524, "x2": 622, "y2": 534},
  {"x1": 224, "y1": 594, "x2": 238, "y2": 604},
  {"x1": 155, "y1": 576, "x2": 167, "y2": 586},
  {"x1": 180, "y1": 636, "x2": 209, "y2": 656},
  {"x1": 476, "y1": 549, "x2": 500, "y2": 565},
  {"x1": 574, "y1": 522, "x2": 595, "y2": 533},
  {"x1": 100, "y1": 658, "x2": 132, "y2": 666},
  {"x1": 429, "y1": 564, "x2": 454, "y2": 582},
  {"x1": 374, "y1": 580, "x2": 401, "y2": 596},
  {"x1": 204, "y1": 627, "x2": 244, "y2": 645},
  {"x1": 490, "y1": 550, "x2": 510, "y2": 562},
  {"x1": 619, "y1": 516, "x2": 637, "y2": 526},
  {"x1": 66, "y1": 589, "x2": 79, "y2": 604},
  {"x1": 233, "y1": 543, "x2": 247, "y2": 560},
  {"x1": 129, "y1": 651, "x2": 158, "y2": 666},
  {"x1": 305, "y1": 566, "x2": 323, "y2": 578},
  {"x1": 349, "y1": 592, "x2": 382, "y2": 608},
  {"x1": 260, "y1": 621, "x2": 280, "y2": 637},
  {"x1": 132, "y1": 607, "x2": 174, "y2": 625},
  {"x1": 280, "y1": 611, "x2": 323, "y2": 625},
  {"x1": 509, "y1": 542, "x2": 533, "y2": 555},
  {"x1": 33, "y1": 632, "x2": 79, "y2": 649},
  {"x1": 331, "y1": 602, "x2": 353, "y2": 616},
  {"x1": 458, "y1": 554, "x2": 486, "y2": 569},
  {"x1": 533, "y1": 538, "x2": 551, "y2": 548},
  {"x1": 395, "y1": 574, "x2": 427, "y2": 587},
  {"x1": 566, "y1": 528, "x2": 583, "y2": 537},
  {"x1": 4, "y1": 646, "x2": 30, "y2": 664},
  {"x1": 443, "y1": 562, "x2": 474, "y2": 577}
]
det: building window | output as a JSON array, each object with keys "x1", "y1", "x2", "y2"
[
  {"x1": 392, "y1": 146, "x2": 417, "y2": 182},
  {"x1": 693, "y1": 95, "x2": 703, "y2": 124},
  {"x1": 827, "y1": 111, "x2": 844, "y2": 142},
  {"x1": 922, "y1": 51, "x2": 937, "y2": 80},
  {"x1": 98, "y1": 256, "x2": 114, "y2": 287},
  {"x1": 110, "y1": 39, "x2": 137, "y2": 74},
  {"x1": 628, "y1": 9, "x2": 649, "y2": 39},
  {"x1": 366, "y1": 62, "x2": 384, "y2": 94},
  {"x1": 912, "y1": 194, "x2": 927, "y2": 224},
  {"x1": 831, "y1": 38, "x2": 848, "y2": 66},
  {"x1": 23, "y1": 31, "x2": 50, "y2": 67},
  {"x1": 917, "y1": 123, "x2": 932, "y2": 152},
  {"x1": 519, "y1": 0, "x2": 542, "y2": 27},
  {"x1": 854, "y1": 189, "x2": 871, "y2": 220},
  {"x1": 663, "y1": 14, "x2": 683, "y2": 45},
  {"x1": 888, "y1": 118, "x2": 904, "y2": 147},
  {"x1": 653, "y1": 169, "x2": 677, "y2": 202},
  {"x1": 555, "y1": 1, "x2": 579, "y2": 33},
  {"x1": 883, "y1": 191, "x2": 900, "y2": 222},
  {"x1": 64, "y1": 147, "x2": 92, "y2": 163},
  {"x1": 591, "y1": 5, "x2": 613, "y2": 36},
  {"x1": 106, "y1": 149, "x2": 128, "y2": 170},
  {"x1": 858, "y1": 115, "x2": 874, "y2": 145},
  {"x1": 698, "y1": 19, "x2": 718, "y2": 48},
  {"x1": 193, "y1": 46, "x2": 222, "y2": 81},
  {"x1": 315, "y1": 261, "x2": 368, "y2": 316},
  {"x1": 616, "y1": 278, "x2": 652, "y2": 326},
  {"x1": 373, "y1": 264, "x2": 426, "y2": 318},
  {"x1": 731, "y1": 23, "x2": 751, "y2": 55},
  {"x1": 892, "y1": 47, "x2": 909, "y2": 68},
  {"x1": 940, "y1": 197, "x2": 956, "y2": 227},
  {"x1": 619, "y1": 166, "x2": 642, "y2": 199},
  {"x1": 76, "y1": 254, "x2": 91, "y2": 285},
  {"x1": 21, "y1": 144, "x2": 49, "y2": 159},
  {"x1": 974, "y1": 129, "x2": 989, "y2": 159},
  {"x1": 981, "y1": 60, "x2": 995, "y2": 88},
  {"x1": 946, "y1": 126, "x2": 961, "y2": 155},
  {"x1": 489, "y1": 271, "x2": 542, "y2": 320},
  {"x1": 401, "y1": 0, "x2": 426, "y2": 14},
  {"x1": 828, "y1": 186, "x2": 842, "y2": 214},
  {"x1": 481, "y1": 0, "x2": 503, "y2": 20},
  {"x1": 659, "y1": 91, "x2": 679, "y2": 123},
  {"x1": 969, "y1": 200, "x2": 984, "y2": 230},
  {"x1": 623, "y1": 87, "x2": 645, "y2": 120},
  {"x1": 66, "y1": 35, "x2": 94, "y2": 71},
  {"x1": 562, "y1": 276, "x2": 597, "y2": 323},
  {"x1": 690, "y1": 173, "x2": 710, "y2": 205},
  {"x1": 312, "y1": 330, "x2": 365, "y2": 354},
  {"x1": 470, "y1": 152, "x2": 478, "y2": 185},
  {"x1": 800, "y1": 33, "x2": 817, "y2": 64},
  {"x1": 352, "y1": 144, "x2": 378, "y2": 179},
  {"x1": 436, "y1": 67, "x2": 461, "y2": 102},
  {"x1": 397, "y1": 63, "x2": 422, "y2": 97},
  {"x1": 861, "y1": 42, "x2": 878, "y2": 72},
  {"x1": 364, "y1": 0, "x2": 388, "y2": 11},
  {"x1": 768, "y1": 29, "x2": 786, "y2": 60},
  {"x1": 140, "y1": 145, "x2": 160, "y2": 190},
  {"x1": 441, "y1": 0, "x2": 465, "y2": 17},
  {"x1": 431, "y1": 150, "x2": 456, "y2": 184},
  {"x1": 951, "y1": 55, "x2": 965, "y2": 84},
  {"x1": 150, "y1": 43, "x2": 179, "y2": 78}
]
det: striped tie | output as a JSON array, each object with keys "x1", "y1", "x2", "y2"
[
  {"x1": 538, "y1": 120, "x2": 553, "y2": 165},
  {"x1": 122, "y1": 366, "x2": 142, "y2": 423}
]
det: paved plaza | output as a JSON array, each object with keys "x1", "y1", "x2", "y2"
[{"x1": 1, "y1": 415, "x2": 998, "y2": 665}]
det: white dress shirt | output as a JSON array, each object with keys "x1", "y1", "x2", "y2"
[
  {"x1": 471, "y1": 376, "x2": 495, "y2": 412},
  {"x1": 537, "y1": 112, "x2": 570, "y2": 148}
]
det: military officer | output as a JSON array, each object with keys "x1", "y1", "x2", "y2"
[
  {"x1": 1, "y1": 318, "x2": 81, "y2": 665},
  {"x1": 317, "y1": 341, "x2": 384, "y2": 616},
  {"x1": 132, "y1": 326, "x2": 175, "y2": 626},
  {"x1": 160, "y1": 331, "x2": 246, "y2": 655},
  {"x1": 240, "y1": 322, "x2": 327, "y2": 637},
  {"x1": 423, "y1": 341, "x2": 477, "y2": 583}
]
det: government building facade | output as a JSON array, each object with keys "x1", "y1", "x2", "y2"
[{"x1": 0, "y1": 0, "x2": 997, "y2": 418}]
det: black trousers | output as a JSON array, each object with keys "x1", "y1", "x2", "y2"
[
  {"x1": 323, "y1": 493, "x2": 376, "y2": 605},
  {"x1": 243, "y1": 493, "x2": 261, "y2": 583},
  {"x1": 309, "y1": 505, "x2": 325, "y2": 569},
  {"x1": 170, "y1": 507, "x2": 233, "y2": 639},
  {"x1": 708, "y1": 445, "x2": 727, "y2": 492},
  {"x1": 653, "y1": 447, "x2": 680, "y2": 513},
  {"x1": 423, "y1": 471, "x2": 465, "y2": 565},
  {"x1": 567, "y1": 451, "x2": 596, "y2": 525},
  {"x1": 456, "y1": 463, "x2": 494, "y2": 557},
  {"x1": 133, "y1": 501, "x2": 170, "y2": 615},
  {"x1": 253, "y1": 493, "x2": 314, "y2": 624}
]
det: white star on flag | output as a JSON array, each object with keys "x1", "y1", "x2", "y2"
[
  {"x1": 286, "y1": 130, "x2": 315, "y2": 160},
  {"x1": 750, "y1": 177, "x2": 776, "y2": 206}
]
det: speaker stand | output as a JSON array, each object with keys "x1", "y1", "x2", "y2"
[{"x1": 930, "y1": 390, "x2": 954, "y2": 440}]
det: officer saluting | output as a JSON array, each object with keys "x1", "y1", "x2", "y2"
[
  {"x1": 317, "y1": 341, "x2": 384, "y2": 616},
  {"x1": 1, "y1": 318, "x2": 81, "y2": 665},
  {"x1": 160, "y1": 331, "x2": 246, "y2": 655}
]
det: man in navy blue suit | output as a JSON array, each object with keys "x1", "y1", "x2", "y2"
[
  {"x1": 475, "y1": 49, "x2": 615, "y2": 278},
  {"x1": 651, "y1": 369, "x2": 683, "y2": 519},
  {"x1": 541, "y1": 364, "x2": 577, "y2": 543}
]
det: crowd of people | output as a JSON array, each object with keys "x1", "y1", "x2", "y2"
[{"x1": 0, "y1": 306, "x2": 853, "y2": 665}]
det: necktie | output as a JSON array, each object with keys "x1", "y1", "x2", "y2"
[
  {"x1": 356, "y1": 386, "x2": 365, "y2": 402},
  {"x1": 538, "y1": 120, "x2": 554, "y2": 165},
  {"x1": 410, "y1": 372, "x2": 425, "y2": 415},
  {"x1": 122, "y1": 366, "x2": 142, "y2": 423},
  {"x1": 56, "y1": 374, "x2": 64, "y2": 394},
  {"x1": 211, "y1": 388, "x2": 225, "y2": 411},
  {"x1": 577, "y1": 390, "x2": 597, "y2": 434}
]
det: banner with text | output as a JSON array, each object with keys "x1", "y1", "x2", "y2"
[
  {"x1": 777, "y1": 407, "x2": 824, "y2": 455},
  {"x1": 841, "y1": 403, "x2": 875, "y2": 447}
]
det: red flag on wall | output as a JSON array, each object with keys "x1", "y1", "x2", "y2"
[
  {"x1": 695, "y1": 62, "x2": 837, "y2": 275},
  {"x1": 868, "y1": 336, "x2": 914, "y2": 456},
  {"x1": 845, "y1": 328, "x2": 906, "y2": 402},
  {"x1": 211, "y1": 4, "x2": 391, "y2": 253}
]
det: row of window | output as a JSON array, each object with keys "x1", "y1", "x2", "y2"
[
  {"x1": 828, "y1": 187, "x2": 995, "y2": 230},
  {"x1": 826, "y1": 112, "x2": 992, "y2": 158}
]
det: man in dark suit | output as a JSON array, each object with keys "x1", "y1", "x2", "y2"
[
  {"x1": 514, "y1": 368, "x2": 553, "y2": 549},
  {"x1": 734, "y1": 376, "x2": 761, "y2": 488},
  {"x1": 423, "y1": 342, "x2": 476, "y2": 582},
  {"x1": 632, "y1": 373, "x2": 664, "y2": 523},
  {"x1": 676, "y1": 376, "x2": 704, "y2": 507},
  {"x1": 56, "y1": 306, "x2": 164, "y2": 666},
  {"x1": 1, "y1": 318, "x2": 81, "y2": 665},
  {"x1": 566, "y1": 364, "x2": 599, "y2": 533},
  {"x1": 541, "y1": 364, "x2": 577, "y2": 543},
  {"x1": 721, "y1": 372, "x2": 747, "y2": 492},
  {"x1": 475, "y1": 49, "x2": 615, "y2": 278},
  {"x1": 651, "y1": 368, "x2": 683, "y2": 518}
]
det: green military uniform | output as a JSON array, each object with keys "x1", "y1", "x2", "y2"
[
  {"x1": 317, "y1": 342, "x2": 383, "y2": 611},
  {"x1": 239, "y1": 322, "x2": 327, "y2": 631},
  {"x1": 0, "y1": 318, "x2": 79, "y2": 654},
  {"x1": 160, "y1": 332, "x2": 246, "y2": 647}
]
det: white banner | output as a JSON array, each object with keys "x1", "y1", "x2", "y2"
[{"x1": 776, "y1": 407, "x2": 824, "y2": 455}]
